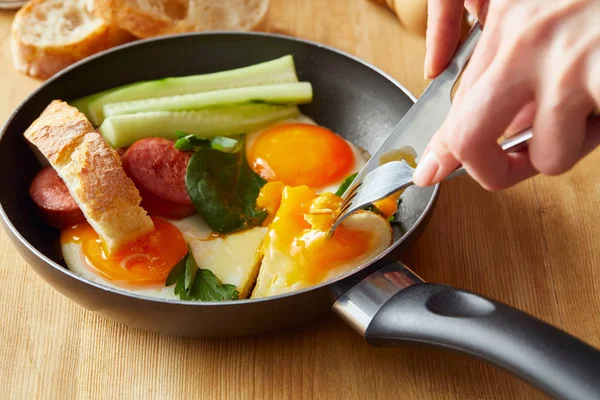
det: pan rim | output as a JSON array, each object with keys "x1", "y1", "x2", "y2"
[{"x1": 0, "y1": 30, "x2": 439, "y2": 307}]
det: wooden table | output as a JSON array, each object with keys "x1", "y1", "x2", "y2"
[{"x1": 1, "y1": 1, "x2": 599, "y2": 399}]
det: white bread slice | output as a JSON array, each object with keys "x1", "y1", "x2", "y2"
[
  {"x1": 88, "y1": 0, "x2": 270, "y2": 39},
  {"x1": 24, "y1": 100, "x2": 154, "y2": 253},
  {"x1": 11, "y1": 0, "x2": 132, "y2": 80}
]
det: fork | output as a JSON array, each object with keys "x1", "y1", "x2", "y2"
[{"x1": 328, "y1": 128, "x2": 532, "y2": 235}]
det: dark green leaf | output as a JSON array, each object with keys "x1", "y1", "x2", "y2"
[
  {"x1": 185, "y1": 142, "x2": 268, "y2": 233},
  {"x1": 190, "y1": 269, "x2": 239, "y2": 301},
  {"x1": 174, "y1": 276, "x2": 193, "y2": 300},
  {"x1": 169, "y1": 251, "x2": 239, "y2": 302},
  {"x1": 184, "y1": 247, "x2": 199, "y2": 291},
  {"x1": 335, "y1": 173, "x2": 358, "y2": 197},
  {"x1": 165, "y1": 254, "x2": 187, "y2": 286}
]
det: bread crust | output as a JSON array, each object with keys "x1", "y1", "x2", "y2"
[
  {"x1": 24, "y1": 101, "x2": 154, "y2": 252},
  {"x1": 11, "y1": 0, "x2": 132, "y2": 80},
  {"x1": 90, "y1": 0, "x2": 270, "y2": 39}
]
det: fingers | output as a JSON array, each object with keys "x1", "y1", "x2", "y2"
[
  {"x1": 528, "y1": 97, "x2": 592, "y2": 176},
  {"x1": 504, "y1": 102, "x2": 536, "y2": 137},
  {"x1": 465, "y1": 0, "x2": 489, "y2": 23},
  {"x1": 451, "y1": 21, "x2": 499, "y2": 107},
  {"x1": 500, "y1": 114, "x2": 600, "y2": 188},
  {"x1": 581, "y1": 115, "x2": 600, "y2": 157},
  {"x1": 425, "y1": 0, "x2": 465, "y2": 79},
  {"x1": 414, "y1": 59, "x2": 534, "y2": 191}
]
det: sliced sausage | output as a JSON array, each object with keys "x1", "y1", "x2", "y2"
[
  {"x1": 29, "y1": 167, "x2": 85, "y2": 228},
  {"x1": 122, "y1": 138, "x2": 195, "y2": 219}
]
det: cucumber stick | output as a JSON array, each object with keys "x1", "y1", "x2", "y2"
[
  {"x1": 102, "y1": 82, "x2": 313, "y2": 118},
  {"x1": 77, "y1": 55, "x2": 299, "y2": 125},
  {"x1": 99, "y1": 104, "x2": 300, "y2": 148}
]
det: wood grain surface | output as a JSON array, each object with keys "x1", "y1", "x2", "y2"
[{"x1": 1, "y1": 1, "x2": 599, "y2": 399}]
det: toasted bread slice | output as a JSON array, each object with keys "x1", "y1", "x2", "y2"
[
  {"x1": 88, "y1": 0, "x2": 270, "y2": 39},
  {"x1": 11, "y1": 0, "x2": 132, "y2": 80},
  {"x1": 24, "y1": 100, "x2": 154, "y2": 253}
]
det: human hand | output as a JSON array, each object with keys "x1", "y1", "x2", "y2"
[{"x1": 414, "y1": 0, "x2": 600, "y2": 190}]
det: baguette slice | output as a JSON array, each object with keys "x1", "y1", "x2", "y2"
[
  {"x1": 11, "y1": 0, "x2": 132, "y2": 80},
  {"x1": 88, "y1": 0, "x2": 270, "y2": 39},
  {"x1": 24, "y1": 100, "x2": 154, "y2": 253}
]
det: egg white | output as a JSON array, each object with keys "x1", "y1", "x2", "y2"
[
  {"x1": 245, "y1": 114, "x2": 369, "y2": 194},
  {"x1": 61, "y1": 213, "x2": 213, "y2": 300},
  {"x1": 62, "y1": 241, "x2": 181, "y2": 300}
]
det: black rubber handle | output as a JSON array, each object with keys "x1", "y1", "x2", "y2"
[{"x1": 365, "y1": 283, "x2": 600, "y2": 400}]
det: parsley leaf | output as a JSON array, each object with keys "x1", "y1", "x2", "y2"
[
  {"x1": 165, "y1": 255, "x2": 186, "y2": 286},
  {"x1": 190, "y1": 269, "x2": 239, "y2": 301},
  {"x1": 184, "y1": 248, "x2": 199, "y2": 292},
  {"x1": 166, "y1": 250, "x2": 239, "y2": 302}
]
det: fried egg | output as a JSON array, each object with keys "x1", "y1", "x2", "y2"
[
  {"x1": 245, "y1": 115, "x2": 369, "y2": 194},
  {"x1": 251, "y1": 186, "x2": 392, "y2": 298},
  {"x1": 61, "y1": 217, "x2": 188, "y2": 299}
]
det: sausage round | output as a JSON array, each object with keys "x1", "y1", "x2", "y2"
[
  {"x1": 29, "y1": 167, "x2": 85, "y2": 228},
  {"x1": 122, "y1": 138, "x2": 195, "y2": 219}
]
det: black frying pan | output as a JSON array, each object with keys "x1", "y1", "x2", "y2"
[{"x1": 1, "y1": 33, "x2": 599, "y2": 400}]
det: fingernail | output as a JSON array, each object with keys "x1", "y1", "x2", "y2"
[{"x1": 413, "y1": 151, "x2": 440, "y2": 186}]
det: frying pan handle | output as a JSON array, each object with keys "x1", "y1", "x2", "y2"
[{"x1": 333, "y1": 261, "x2": 600, "y2": 400}]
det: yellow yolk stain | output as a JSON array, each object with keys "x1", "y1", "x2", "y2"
[
  {"x1": 374, "y1": 147, "x2": 418, "y2": 217},
  {"x1": 256, "y1": 181, "x2": 286, "y2": 226},
  {"x1": 61, "y1": 217, "x2": 187, "y2": 286},
  {"x1": 248, "y1": 123, "x2": 355, "y2": 188},
  {"x1": 265, "y1": 186, "x2": 372, "y2": 284}
]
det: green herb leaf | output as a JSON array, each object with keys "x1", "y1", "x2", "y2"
[
  {"x1": 190, "y1": 269, "x2": 239, "y2": 301},
  {"x1": 186, "y1": 142, "x2": 267, "y2": 233},
  {"x1": 210, "y1": 136, "x2": 241, "y2": 153},
  {"x1": 174, "y1": 131, "x2": 241, "y2": 153},
  {"x1": 387, "y1": 215, "x2": 396, "y2": 223},
  {"x1": 184, "y1": 247, "x2": 199, "y2": 292},
  {"x1": 174, "y1": 131, "x2": 211, "y2": 151},
  {"x1": 165, "y1": 254, "x2": 187, "y2": 286},
  {"x1": 174, "y1": 277, "x2": 193, "y2": 301},
  {"x1": 168, "y1": 249, "x2": 239, "y2": 302},
  {"x1": 335, "y1": 173, "x2": 358, "y2": 197}
]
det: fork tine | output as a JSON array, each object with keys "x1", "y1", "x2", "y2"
[
  {"x1": 342, "y1": 180, "x2": 362, "y2": 200},
  {"x1": 339, "y1": 189, "x2": 359, "y2": 212},
  {"x1": 338, "y1": 201, "x2": 354, "y2": 216}
]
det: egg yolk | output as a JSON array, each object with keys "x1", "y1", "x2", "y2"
[
  {"x1": 266, "y1": 186, "x2": 372, "y2": 284},
  {"x1": 248, "y1": 123, "x2": 355, "y2": 188},
  {"x1": 61, "y1": 217, "x2": 187, "y2": 286},
  {"x1": 373, "y1": 147, "x2": 418, "y2": 217}
]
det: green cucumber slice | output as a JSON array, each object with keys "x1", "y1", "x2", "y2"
[
  {"x1": 76, "y1": 55, "x2": 299, "y2": 125},
  {"x1": 98, "y1": 104, "x2": 300, "y2": 148},
  {"x1": 103, "y1": 82, "x2": 312, "y2": 118}
]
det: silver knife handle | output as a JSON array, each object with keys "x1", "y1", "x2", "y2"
[{"x1": 437, "y1": 22, "x2": 483, "y2": 86}]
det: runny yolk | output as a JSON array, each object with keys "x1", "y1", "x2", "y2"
[
  {"x1": 61, "y1": 217, "x2": 187, "y2": 286},
  {"x1": 374, "y1": 147, "x2": 418, "y2": 217},
  {"x1": 248, "y1": 123, "x2": 355, "y2": 188},
  {"x1": 266, "y1": 186, "x2": 372, "y2": 284},
  {"x1": 256, "y1": 181, "x2": 286, "y2": 226}
]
